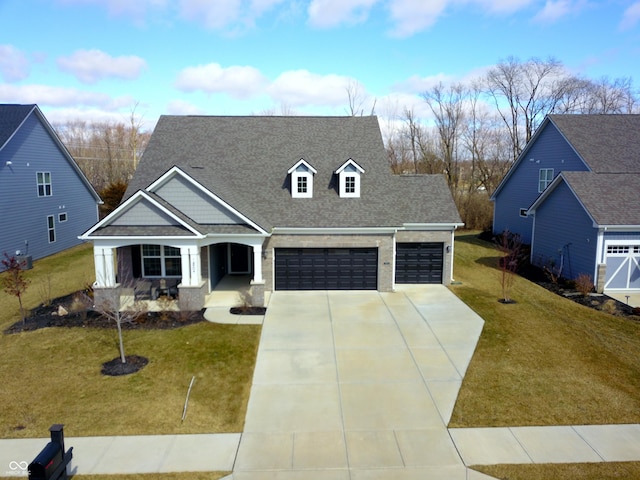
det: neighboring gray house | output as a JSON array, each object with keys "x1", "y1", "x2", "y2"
[
  {"x1": 81, "y1": 115, "x2": 463, "y2": 310},
  {"x1": 0, "y1": 104, "x2": 101, "y2": 268},
  {"x1": 491, "y1": 114, "x2": 640, "y2": 293}
]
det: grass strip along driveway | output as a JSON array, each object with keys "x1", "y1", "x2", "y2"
[
  {"x1": 450, "y1": 233, "x2": 640, "y2": 479},
  {"x1": 0, "y1": 244, "x2": 261, "y2": 439}
]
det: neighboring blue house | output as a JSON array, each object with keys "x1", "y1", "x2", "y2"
[
  {"x1": 491, "y1": 114, "x2": 640, "y2": 293},
  {"x1": 0, "y1": 104, "x2": 101, "y2": 268}
]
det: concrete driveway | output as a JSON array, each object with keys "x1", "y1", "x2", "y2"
[{"x1": 232, "y1": 286, "x2": 490, "y2": 479}]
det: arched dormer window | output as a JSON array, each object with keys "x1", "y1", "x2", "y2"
[
  {"x1": 287, "y1": 159, "x2": 317, "y2": 198},
  {"x1": 335, "y1": 159, "x2": 365, "y2": 198}
]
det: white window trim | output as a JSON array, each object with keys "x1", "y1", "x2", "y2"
[
  {"x1": 37, "y1": 171, "x2": 52, "y2": 197},
  {"x1": 59, "y1": 212, "x2": 68, "y2": 222},
  {"x1": 538, "y1": 168, "x2": 554, "y2": 193},
  {"x1": 141, "y1": 245, "x2": 182, "y2": 278},
  {"x1": 335, "y1": 159, "x2": 365, "y2": 198},
  {"x1": 47, "y1": 215, "x2": 56, "y2": 243},
  {"x1": 288, "y1": 159, "x2": 317, "y2": 198}
]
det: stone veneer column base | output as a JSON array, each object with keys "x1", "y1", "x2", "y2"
[
  {"x1": 93, "y1": 285, "x2": 121, "y2": 311},
  {"x1": 596, "y1": 263, "x2": 607, "y2": 294},
  {"x1": 178, "y1": 281, "x2": 207, "y2": 311},
  {"x1": 250, "y1": 281, "x2": 266, "y2": 307}
]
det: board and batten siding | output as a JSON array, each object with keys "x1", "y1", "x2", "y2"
[
  {"x1": 0, "y1": 111, "x2": 98, "y2": 264},
  {"x1": 531, "y1": 181, "x2": 598, "y2": 281},
  {"x1": 154, "y1": 175, "x2": 244, "y2": 224},
  {"x1": 493, "y1": 122, "x2": 589, "y2": 244}
]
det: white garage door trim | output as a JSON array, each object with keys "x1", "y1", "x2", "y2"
[{"x1": 603, "y1": 241, "x2": 640, "y2": 291}]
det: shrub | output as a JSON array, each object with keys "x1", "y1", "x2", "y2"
[
  {"x1": 574, "y1": 274, "x2": 594, "y2": 297},
  {"x1": 600, "y1": 299, "x2": 618, "y2": 315}
]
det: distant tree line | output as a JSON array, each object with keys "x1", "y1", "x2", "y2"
[
  {"x1": 382, "y1": 56, "x2": 639, "y2": 230},
  {"x1": 54, "y1": 108, "x2": 151, "y2": 217}
]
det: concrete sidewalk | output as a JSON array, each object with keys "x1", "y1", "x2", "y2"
[{"x1": 3, "y1": 287, "x2": 640, "y2": 478}]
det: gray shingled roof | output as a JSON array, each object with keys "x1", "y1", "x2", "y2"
[
  {"x1": 126, "y1": 116, "x2": 461, "y2": 231},
  {"x1": 548, "y1": 114, "x2": 640, "y2": 173},
  {"x1": 561, "y1": 171, "x2": 640, "y2": 226},
  {"x1": 0, "y1": 104, "x2": 36, "y2": 149}
]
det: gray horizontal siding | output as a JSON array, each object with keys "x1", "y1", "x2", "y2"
[
  {"x1": 494, "y1": 123, "x2": 589, "y2": 243},
  {"x1": 0, "y1": 112, "x2": 98, "y2": 264},
  {"x1": 531, "y1": 181, "x2": 597, "y2": 281},
  {"x1": 154, "y1": 175, "x2": 243, "y2": 224}
]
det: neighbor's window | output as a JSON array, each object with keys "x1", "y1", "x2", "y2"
[
  {"x1": 538, "y1": 168, "x2": 554, "y2": 192},
  {"x1": 37, "y1": 172, "x2": 52, "y2": 197},
  {"x1": 141, "y1": 245, "x2": 182, "y2": 277},
  {"x1": 59, "y1": 212, "x2": 67, "y2": 222},
  {"x1": 47, "y1": 215, "x2": 55, "y2": 243}
]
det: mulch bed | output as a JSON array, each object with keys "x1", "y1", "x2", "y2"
[
  {"x1": 4, "y1": 291, "x2": 206, "y2": 334},
  {"x1": 101, "y1": 355, "x2": 149, "y2": 376},
  {"x1": 230, "y1": 306, "x2": 267, "y2": 315}
]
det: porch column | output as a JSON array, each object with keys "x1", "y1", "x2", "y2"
[
  {"x1": 94, "y1": 246, "x2": 116, "y2": 287},
  {"x1": 252, "y1": 243, "x2": 264, "y2": 283},
  {"x1": 181, "y1": 245, "x2": 202, "y2": 287}
]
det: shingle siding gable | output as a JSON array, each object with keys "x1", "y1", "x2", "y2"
[{"x1": 153, "y1": 174, "x2": 244, "y2": 225}]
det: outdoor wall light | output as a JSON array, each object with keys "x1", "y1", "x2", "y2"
[
  {"x1": 6, "y1": 161, "x2": 12, "y2": 166},
  {"x1": 446, "y1": 245, "x2": 451, "y2": 253}
]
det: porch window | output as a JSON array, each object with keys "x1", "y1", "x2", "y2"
[{"x1": 141, "y1": 245, "x2": 182, "y2": 277}]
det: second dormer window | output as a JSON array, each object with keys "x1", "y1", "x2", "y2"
[{"x1": 335, "y1": 159, "x2": 364, "y2": 198}]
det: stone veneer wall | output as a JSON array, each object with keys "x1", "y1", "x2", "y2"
[{"x1": 262, "y1": 231, "x2": 455, "y2": 292}]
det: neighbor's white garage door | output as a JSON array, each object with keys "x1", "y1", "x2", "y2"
[{"x1": 604, "y1": 244, "x2": 640, "y2": 290}]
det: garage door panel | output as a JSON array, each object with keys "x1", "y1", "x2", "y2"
[
  {"x1": 275, "y1": 248, "x2": 378, "y2": 290},
  {"x1": 396, "y1": 242, "x2": 443, "y2": 284},
  {"x1": 604, "y1": 246, "x2": 640, "y2": 291}
]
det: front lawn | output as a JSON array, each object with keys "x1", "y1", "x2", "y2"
[
  {"x1": 0, "y1": 245, "x2": 261, "y2": 439},
  {"x1": 450, "y1": 233, "x2": 640, "y2": 427}
]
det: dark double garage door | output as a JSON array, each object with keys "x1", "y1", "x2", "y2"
[
  {"x1": 274, "y1": 243, "x2": 443, "y2": 290},
  {"x1": 275, "y1": 248, "x2": 378, "y2": 290}
]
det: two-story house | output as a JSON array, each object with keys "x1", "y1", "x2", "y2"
[
  {"x1": 491, "y1": 114, "x2": 640, "y2": 293},
  {"x1": 81, "y1": 115, "x2": 463, "y2": 310},
  {"x1": 0, "y1": 104, "x2": 101, "y2": 269}
]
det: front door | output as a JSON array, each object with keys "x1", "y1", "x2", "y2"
[{"x1": 229, "y1": 243, "x2": 251, "y2": 274}]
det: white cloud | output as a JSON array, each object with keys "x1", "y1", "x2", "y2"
[
  {"x1": 307, "y1": 0, "x2": 379, "y2": 28},
  {"x1": 620, "y1": 1, "x2": 640, "y2": 30},
  {"x1": 387, "y1": 0, "x2": 448, "y2": 37},
  {"x1": 473, "y1": 0, "x2": 535, "y2": 15},
  {"x1": 267, "y1": 70, "x2": 353, "y2": 106},
  {"x1": 57, "y1": 0, "x2": 168, "y2": 22},
  {"x1": 57, "y1": 49, "x2": 147, "y2": 84},
  {"x1": 0, "y1": 45, "x2": 30, "y2": 82},
  {"x1": 174, "y1": 63, "x2": 268, "y2": 98},
  {"x1": 178, "y1": 0, "x2": 242, "y2": 29},
  {"x1": 0, "y1": 83, "x2": 133, "y2": 110},
  {"x1": 166, "y1": 99, "x2": 206, "y2": 115}
]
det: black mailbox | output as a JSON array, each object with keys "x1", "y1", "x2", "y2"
[{"x1": 28, "y1": 425, "x2": 73, "y2": 480}]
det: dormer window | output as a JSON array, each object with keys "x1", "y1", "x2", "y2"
[
  {"x1": 335, "y1": 159, "x2": 364, "y2": 198},
  {"x1": 288, "y1": 159, "x2": 317, "y2": 198}
]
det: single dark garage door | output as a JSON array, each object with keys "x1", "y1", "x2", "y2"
[
  {"x1": 275, "y1": 248, "x2": 378, "y2": 290},
  {"x1": 395, "y1": 242, "x2": 443, "y2": 284}
]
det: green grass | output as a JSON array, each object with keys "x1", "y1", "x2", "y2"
[
  {"x1": 472, "y1": 462, "x2": 640, "y2": 480},
  {"x1": 451, "y1": 233, "x2": 640, "y2": 479},
  {"x1": 449, "y1": 233, "x2": 640, "y2": 427},
  {"x1": 0, "y1": 245, "x2": 261, "y2": 439}
]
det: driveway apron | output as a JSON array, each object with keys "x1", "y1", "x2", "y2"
[{"x1": 232, "y1": 285, "x2": 487, "y2": 479}]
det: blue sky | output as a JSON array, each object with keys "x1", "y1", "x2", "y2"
[{"x1": 1, "y1": 0, "x2": 640, "y2": 131}]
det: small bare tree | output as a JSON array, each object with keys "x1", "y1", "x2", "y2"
[
  {"x1": 2, "y1": 253, "x2": 31, "y2": 324},
  {"x1": 496, "y1": 231, "x2": 522, "y2": 303}
]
